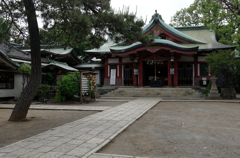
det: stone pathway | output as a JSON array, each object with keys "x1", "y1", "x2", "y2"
[
  {"x1": 89, "y1": 153, "x2": 148, "y2": 158},
  {"x1": 0, "y1": 104, "x2": 110, "y2": 111},
  {"x1": 0, "y1": 98, "x2": 160, "y2": 158}
]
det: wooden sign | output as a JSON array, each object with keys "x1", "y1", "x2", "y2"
[{"x1": 82, "y1": 76, "x2": 89, "y2": 95}]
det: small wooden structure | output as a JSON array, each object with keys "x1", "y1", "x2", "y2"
[{"x1": 79, "y1": 70, "x2": 98, "y2": 104}]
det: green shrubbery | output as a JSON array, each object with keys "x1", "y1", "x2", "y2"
[
  {"x1": 36, "y1": 84, "x2": 51, "y2": 98},
  {"x1": 203, "y1": 82, "x2": 211, "y2": 96},
  {"x1": 55, "y1": 72, "x2": 80, "y2": 102}
]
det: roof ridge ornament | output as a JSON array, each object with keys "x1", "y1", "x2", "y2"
[{"x1": 150, "y1": 10, "x2": 164, "y2": 22}]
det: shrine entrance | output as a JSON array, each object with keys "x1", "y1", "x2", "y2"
[
  {"x1": 178, "y1": 63, "x2": 193, "y2": 86},
  {"x1": 143, "y1": 60, "x2": 168, "y2": 87},
  {"x1": 123, "y1": 65, "x2": 133, "y2": 86}
]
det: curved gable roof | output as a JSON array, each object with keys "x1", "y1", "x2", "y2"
[{"x1": 142, "y1": 12, "x2": 206, "y2": 44}]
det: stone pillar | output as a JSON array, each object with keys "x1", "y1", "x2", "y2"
[{"x1": 208, "y1": 75, "x2": 221, "y2": 99}]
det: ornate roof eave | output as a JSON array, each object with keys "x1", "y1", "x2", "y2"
[{"x1": 110, "y1": 39, "x2": 199, "y2": 56}]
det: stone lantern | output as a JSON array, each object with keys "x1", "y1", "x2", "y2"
[{"x1": 208, "y1": 75, "x2": 221, "y2": 99}]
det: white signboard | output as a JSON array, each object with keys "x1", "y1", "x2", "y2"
[
  {"x1": 203, "y1": 80, "x2": 207, "y2": 85},
  {"x1": 170, "y1": 68, "x2": 174, "y2": 75},
  {"x1": 110, "y1": 69, "x2": 116, "y2": 85},
  {"x1": 82, "y1": 76, "x2": 89, "y2": 95},
  {"x1": 134, "y1": 69, "x2": 138, "y2": 75},
  {"x1": 202, "y1": 78, "x2": 207, "y2": 80}
]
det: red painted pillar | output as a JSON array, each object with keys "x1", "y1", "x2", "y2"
[
  {"x1": 118, "y1": 58, "x2": 122, "y2": 78},
  {"x1": 194, "y1": 55, "x2": 198, "y2": 77},
  {"x1": 174, "y1": 55, "x2": 178, "y2": 87},
  {"x1": 133, "y1": 62, "x2": 136, "y2": 87},
  {"x1": 168, "y1": 59, "x2": 171, "y2": 87},
  {"x1": 105, "y1": 58, "x2": 108, "y2": 78},
  {"x1": 139, "y1": 55, "x2": 143, "y2": 87}
]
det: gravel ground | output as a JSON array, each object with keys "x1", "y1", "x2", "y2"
[{"x1": 99, "y1": 102, "x2": 240, "y2": 158}]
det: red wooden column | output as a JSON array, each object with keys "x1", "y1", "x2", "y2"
[
  {"x1": 194, "y1": 55, "x2": 198, "y2": 78},
  {"x1": 174, "y1": 55, "x2": 178, "y2": 87},
  {"x1": 105, "y1": 58, "x2": 108, "y2": 78},
  {"x1": 118, "y1": 58, "x2": 122, "y2": 78},
  {"x1": 139, "y1": 55, "x2": 143, "y2": 87},
  {"x1": 133, "y1": 62, "x2": 136, "y2": 87},
  {"x1": 168, "y1": 59, "x2": 172, "y2": 87}
]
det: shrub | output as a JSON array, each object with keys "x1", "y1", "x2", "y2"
[
  {"x1": 203, "y1": 82, "x2": 211, "y2": 96},
  {"x1": 55, "y1": 71, "x2": 80, "y2": 102},
  {"x1": 36, "y1": 84, "x2": 51, "y2": 97}
]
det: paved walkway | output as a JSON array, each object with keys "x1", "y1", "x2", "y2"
[
  {"x1": 0, "y1": 98, "x2": 160, "y2": 158},
  {"x1": 0, "y1": 104, "x2": 110, "y2": 111},
  {"x1": 89, "y1": 153, "x2": 148, "y2": 158}
]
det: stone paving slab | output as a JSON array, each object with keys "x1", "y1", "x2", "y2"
[
  {"x1": 89, "y1": 153, "x2": 148, "y2": 158},
  {"x1": 0, "y1": 104, "x2": 110, "y2": 111},
  {"x1": 0, "y1": 98, "x2": 160, "y2": 158},
  {"x1": 161, "y1": 100, "x2": 240, "y2": 103},
  {"x1": 95, "y1": 99, "x2": 131, "y2": 102}
]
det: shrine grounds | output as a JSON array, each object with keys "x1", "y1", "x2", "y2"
[
  {"x1": 0, "y1": 100, "x2": 240, "y2": 157},
  {"x1": 99, "y1": 101, "x2": 240, "y2": 158},
  {"x1": 0, "y1": 101, "x2": 126, "y2": 148}
]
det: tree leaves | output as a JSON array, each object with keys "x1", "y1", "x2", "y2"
[{"x1": 170, "y1": 0, "x2": 240, "y2": 51}]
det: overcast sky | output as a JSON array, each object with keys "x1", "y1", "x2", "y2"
[
  {"x1": 111, "y1": 0, "x2": 195, "y2": 24},
  {"x1": 38, "y1": 0, "x2": 195, "y2": 28}
]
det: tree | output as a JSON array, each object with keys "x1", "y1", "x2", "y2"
[
  {"x1": 19, "y1": 63, "x2": 31, "y2": 92},
  {"x1": 205, "y1": 49, "x2": 240, "y2": 98},
  {"x1": 170, "y1": 0, "x2": 240, "y2": 51},
  {"x1": 0, "y1": 0, "x2": 153, "y2": 121},
  {"x1": 55, "y1": 71, "x2": 80, "y2": 102},
  {"x1": 170, "y1": 0, "x2": 203, "y2": 27}
]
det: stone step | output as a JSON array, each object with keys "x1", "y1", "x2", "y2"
[{"x1": 100, "y1": 87, "x2": 205, "y2": 99}]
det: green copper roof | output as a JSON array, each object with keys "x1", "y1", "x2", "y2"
[
  {"x1": 0, "y1": 50, "x2": 19, "y2": 68},
  {"x1": 142, "y1": 12, "x2": 206, "y2": 44},
  {"x1": 43, "y1": 61, "x2": 78, "y2": 72},
  {"x1": 110, "y1": 39, "x2": 198, "y2": 53}
]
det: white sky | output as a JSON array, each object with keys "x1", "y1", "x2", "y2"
[
  {"x1": 111, "y1": 0, "x2": 195, "y2": 24},
  {"x1": 38, "y1": 0, "x2": 194, "y2": 28}
]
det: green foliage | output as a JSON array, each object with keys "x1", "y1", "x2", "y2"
[
  {"x1": 0, "y1": 18, "x2": 10, "y2": 42},
  {"x1": 46, "y1": 72, "x2": 55, "y2": 86},
  {"x1": 19, "y1": 63, "x2": 31, "y2": 77},
  {"x1": 170, "y1": 0, "x2": 203, "y2": 27},
  {"x1": 170, "y1": 0, "x2": 240, "y2": 51},
  {"x1": 19, "y1": 63, "x2": 32, "y2": 91},
  {"x1": 55, "y1": 71, "x2": 80, "y2": 102},
  {"x1": 203, "y1": 82, "x2": 211, "y2": 96},
  {"x1": 36, "y1": 84, "x2": 51, "y2": 97},
  {"x1": 90, "y1": 90, "x2": 95, "y2": 99},
  {"x1": 205, "y1": 50, "x2": 240, "y2": 97}
]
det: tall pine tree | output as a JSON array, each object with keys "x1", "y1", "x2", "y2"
[{"x1": 0, "y1": 0, "x2": 153, "y2": 121}]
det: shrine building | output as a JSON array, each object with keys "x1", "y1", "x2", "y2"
[{"x1": 85, "y1": 11, "x2": 236, "y2": 87}]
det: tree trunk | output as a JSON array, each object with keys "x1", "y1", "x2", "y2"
[{"x1": 9, "y1": 0, "x2": 41, "y2": 121}]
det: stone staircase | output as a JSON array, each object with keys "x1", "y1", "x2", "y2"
[{"x1": 100, "y1": 87, "x2": 206, "y2": 100}]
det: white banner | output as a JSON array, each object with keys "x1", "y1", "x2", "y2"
[{"x1": 110, "y1": 69, "x2": 116, "y2": 85}]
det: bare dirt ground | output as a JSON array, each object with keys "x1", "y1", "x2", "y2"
[
  {"x1": 0, "y1": 109, "x2": 97, "y2": 147},
  {"x1": 99, "y1": 102, "x2": 240, "y2": 158}
]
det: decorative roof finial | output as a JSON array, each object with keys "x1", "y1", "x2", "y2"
[{"x1": 155, "y1": 10, "x2": 157, "y2": 13}]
